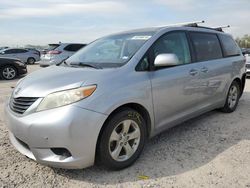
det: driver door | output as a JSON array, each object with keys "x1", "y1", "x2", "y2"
[{"x1": 148, "y1": 31, "x2": 204, "y2": 131}]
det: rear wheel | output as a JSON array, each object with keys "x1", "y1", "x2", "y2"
[
  {"x1": 97, "y1": 108, "x2": 146, "y2": 170},
  {"x1": 220, "y1": 81, "x2": 240, "y2": 113},
  {"x1": 27, "y1": 57, "x2": 35, "y2": 64},
  {"x1": 0, "y1": 65, "x2": 17, "y2": 80}
]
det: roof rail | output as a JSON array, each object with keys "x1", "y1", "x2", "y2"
[
  {"x1": 156, "y1": 20, "x2": 205, "y2": 28},
  {"x1": 213, "y1": 25, "x2": 230, "y2": 32},
  {"x1": 157, "y1": 21, "x2": 230, "y2": 32}
]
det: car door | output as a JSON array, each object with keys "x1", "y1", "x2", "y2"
[
  {"x1": 2, "y1": 49, "x2": 16, "y2": 58},
  {"x1": 148, "y1": 31, "x2": 204, "y2": 131},
  {"x1": 15, "y1": 49, "x2": 28, "y2": 62},
  {"x1": 189, "y1": 32, "x2": 227, "y2": 106}
]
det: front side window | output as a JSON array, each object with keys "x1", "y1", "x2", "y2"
[
  {"x1": 16, "y1": 49, "x2": 27, "y2": 53},
  {"x1": 219, "y1": 34, "x2": 241, "y2": 57},
  {"x1": 66, "y1": 31, "x2": 155, "y2": 68},
  {"x1": 190, "y1": 32, "x2": 223, "y2": 62},
  {"x1": 152, "y1": 32, "x2": 191, "y2": 65},
  {"x1": 4, "y1": 49, "x2": 17, "y2": 54}
]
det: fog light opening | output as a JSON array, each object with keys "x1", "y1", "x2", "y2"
[{"x1": 51, "y1": 148, "x2": 72, "y2": 159}]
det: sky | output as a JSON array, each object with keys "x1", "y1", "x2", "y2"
[{"x1": 0, "y1": 0, "x2": 250, "y2": 47}]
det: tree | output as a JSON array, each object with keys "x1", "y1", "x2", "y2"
[{"x1": 236, "y1": 35, "x2": 250, "y2": 48}]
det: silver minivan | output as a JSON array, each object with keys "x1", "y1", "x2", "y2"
[{"x1": 4, "y1": 23, "x2": 246, "y2": 170}]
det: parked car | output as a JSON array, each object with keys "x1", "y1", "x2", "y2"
[
  {"x1": 4, "y1": 23, "x2": 246, "y2": 170},
  {"x1": 40, "y1": 44, "x2": 60, "y2": 55},
  {"x1": 25, "y1": 48, "x2": 41, "y2": 57},
  {"x1": 0, "y1": 48, "x2": 40, "y2": 64},
  {"x1": 246, "y1": 54, "x2": 250, "y2": 77},
  {"x1": 0, "y1": 47, "x2": 9, "y2": 51},
  {"x1": 242, "y1": 48, "x2": 250, "y2": 55},
  {"x1": 0, "y1": 57, "x2": 27, "y2": 80},
  {"x1": 39, "y1": 43, "x2": 86, "y2": 67}
]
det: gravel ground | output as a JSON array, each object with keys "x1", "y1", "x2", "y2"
[{"x1": 0, "y1": 65, "x2": 250, "y2": 188}]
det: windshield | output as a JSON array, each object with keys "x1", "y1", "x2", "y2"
[{"x1": 66, "y1": 31, "x2": 154, "y2": 68}]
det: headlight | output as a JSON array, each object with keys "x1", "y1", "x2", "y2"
[
  {"x1": 36, "y1": 85, "x2": 96, "y2": 111},
  {"x1": 15, "y1": 61, "x2": 25, "y2": 66}
]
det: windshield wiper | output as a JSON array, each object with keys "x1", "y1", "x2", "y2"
[{"x1": 70, "y1": 62, "x2": 102, "y2": 69}]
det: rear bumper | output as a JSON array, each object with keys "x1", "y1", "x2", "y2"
[
  {"x1": 39, "y1": 60, "x2": 54, "y2": 67},
  {"x1": 4, "y1": 101, "x2": 107, "y2": 169},
  {"x1": 39, "y1": 58, "x2": 61, "y2": 67}
]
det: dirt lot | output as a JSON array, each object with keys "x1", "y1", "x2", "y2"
[{"x1": 0, "y1": 65, "x2": 250, "y2": 188}]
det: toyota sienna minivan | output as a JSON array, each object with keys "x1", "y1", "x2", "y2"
[{"x1": 4, "y1": 22, "x2": 246, "y2": 170}]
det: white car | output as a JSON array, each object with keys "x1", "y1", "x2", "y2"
[
  {"x1": 0, "y1": 48, "x2": 40, "y2": 64},
  {"x1": 246, "y1": 55, "x2": 250, "y2": 76},
  {"x1": 39, "y1": 43, "x2": 86, "y2": 67}
]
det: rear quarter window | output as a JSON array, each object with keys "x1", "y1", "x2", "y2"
[
  {"x1": 219, "y1": 34, "x2": 241, "y2": 57},
  {"x1": 190, "y1": 32, "x2": 223, "y2": 62},
  {"x1": 16, "y1": 49, "x2": 28, "y2": 53},
  {"x1": 64, "y1": 44, "x2": 86, "y2": 52}
]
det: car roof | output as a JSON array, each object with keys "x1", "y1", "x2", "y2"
[
  {"x1": 49, "y1": 43, "x2": 86, "y2": 45},
  {"x1": 111, "y1": 25, "x2": 231, "y2": 37},
  {"x1": 3, "y1": 48, "x2": 27, "y2": 50}
]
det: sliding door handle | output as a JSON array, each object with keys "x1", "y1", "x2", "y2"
[
  {"x1": 189, "y1": 69, "x2": 198, "y2": 76},
  {"x1": 201, "y1": 67, "x2": 209, "y2": 73}
]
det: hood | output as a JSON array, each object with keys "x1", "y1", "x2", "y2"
[
  {"x1": 13, "y1": 66, "x2": 114, "y2": 98},
  {"x1": 0, "y1": 57, "x2": 22, "y2": 61}
]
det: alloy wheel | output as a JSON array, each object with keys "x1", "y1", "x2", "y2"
[
  {"x1": 228, "y1": 85, "x2": 238, "y2": 109},
  {"x1": 2, "y1": 67, "x2": 16, "y2": 80},
  {"x1": 109, "y1": 119, "x2": 141, "y2": 162}
]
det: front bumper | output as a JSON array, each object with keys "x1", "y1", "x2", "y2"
[
  {"x1": 18, "y1": 67, "x2": 27, "y2": 75},
  {"x1": 4, "y1": 102, "x2": 107, "y2": 169},
  {"x1": 246, "y1": 68, "x2": 250, "y2": 76}
]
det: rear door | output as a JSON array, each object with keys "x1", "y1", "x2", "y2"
[
  {"x1": 189, "y1": 32, "x2": 239, "y2": 106},
  {"x1": 2, "y1": 49, "x2": 17, "y2": 58},
  {"x1": 15, "y1": 49, "x2": 29, "y2": 62},
  {"x1": 148, "y1": 31, "x2": 204, "y2": 130}
]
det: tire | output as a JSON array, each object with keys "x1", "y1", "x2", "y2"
[
  {"x1": 97, "y1": 108, "x2": 147, "y2": 170},
  {"x1": 220, "y1": 81, "x2": 240, "y2": 113},
  {"x1": 27, "y1": 57, "x2": 35, "y2": 64},
  {"x1": 0, "y1": 65, "x2": 17, "y2": 80}
]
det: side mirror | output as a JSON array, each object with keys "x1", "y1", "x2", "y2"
[{"x1": 154, "y1": 54, "x2": 179, "y2": 67}]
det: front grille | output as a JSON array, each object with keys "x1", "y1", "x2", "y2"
[
  {"x1": 10, "y1": 97, "x2": 38, "y2": 114},
  {"x1": 246, "y1": 64, "x2": 250, "y2": 69}
]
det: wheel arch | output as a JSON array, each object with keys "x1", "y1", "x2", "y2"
[
  {"x1": 232, "y1": 77, "x2": 243, "y2": 97},
  {"x1": 27, "y1": 57, "x2": 36, "y2": 63},
  {"x1": 240, "y1": 73, "x2": 246, "y2": 97},
  {"x1": 95, "y1": 103, "x2": 153, "y2": 163}
]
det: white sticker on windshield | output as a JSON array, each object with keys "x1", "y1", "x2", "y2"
[{"x1": 131, "y1": 36, "x2": 152, "y2": 40}]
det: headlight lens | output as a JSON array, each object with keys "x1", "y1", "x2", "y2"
[
  {"x1": 15, "y1": 61, "x2": 25, "y2": 66},
  {"x1": 36, "y1": 85, "x2": 96, "y2": 111}
]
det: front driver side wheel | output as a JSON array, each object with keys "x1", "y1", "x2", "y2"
[{"x1": 97, "y1": 108, "x2": 146, "y2": 170}]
